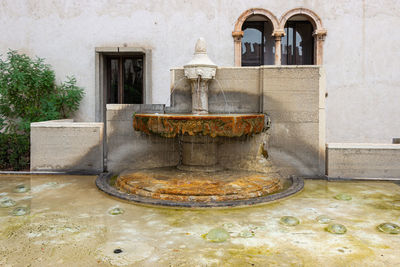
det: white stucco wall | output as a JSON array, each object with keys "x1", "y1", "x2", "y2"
[{"x1": 1, "y1": 0, "x2": 399, "y2": 143}]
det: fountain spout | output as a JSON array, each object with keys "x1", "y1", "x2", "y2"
[{"x1": 184, "y1": 38, "x2": 217, "y2": 114}]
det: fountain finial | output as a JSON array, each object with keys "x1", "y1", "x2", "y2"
[
  {"x1": 184, "y1": 38, "x2": 216, "y2": 71},
  {"x1": 195, "y1": 37, "x2": 207, "y2": 54}
]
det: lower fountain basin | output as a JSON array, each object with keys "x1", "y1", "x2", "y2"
[
  {"x1": 133, "y1": 113, "x2": 265, "y2": 138},
  {"x1": 96, "y1": 168, "x2": 304, "y2": 208},
  {"x1": 116, "y1": 168, "x2": 282, "y2": 202}
]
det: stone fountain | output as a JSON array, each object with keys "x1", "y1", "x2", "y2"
[{"x1": 96, "y1": 38, "x2": 303, "y2": 207}]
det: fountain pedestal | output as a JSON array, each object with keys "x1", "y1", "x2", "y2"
[
  {"x1": 178, "y1": 135, "x2": 222, "y2": 172},
  {"x1": 189, "y1": 79, "x2": 211, "y2": 115},
  {"x1": 132, "y1": 113, "x2": 266, "y2": 172},
  {"x1": 183, "y1": 37, "x2": 216, "y2": 115}
]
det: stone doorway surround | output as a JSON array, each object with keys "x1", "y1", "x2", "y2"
[
  {"x1": 95, "y1": 47, "x2": 152, "y2": 123},
  {"x1": 232, "y1": 8, "x2": 327, "y2": 66}
]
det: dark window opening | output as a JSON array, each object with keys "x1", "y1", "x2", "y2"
[
  {"x1": 282, "y1": 21, "x2": 314, "y2": 65},
  {"x1": 106, "y1": 55, "x2": 143, "y2": 104},
  {"x1": 241, "y1": 20, "x2": 275, "y2": 66}
]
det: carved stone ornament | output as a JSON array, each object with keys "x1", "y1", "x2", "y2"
[{"x1": 184, "y1": 37, "x2": 217, "y2": 80}]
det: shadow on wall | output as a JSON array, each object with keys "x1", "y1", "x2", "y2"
[{"x1": 266, "y1": 93, "x2": 323, "y2": 177}]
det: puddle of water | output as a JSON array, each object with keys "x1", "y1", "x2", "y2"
[{"x1": 0, "y1": 175, "x2": 399, "y2": 266}]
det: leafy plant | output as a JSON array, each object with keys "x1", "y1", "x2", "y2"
[
  {"x1": 0, "y1": 50, "x2": 84, "y2": 134},
  {"x1": 0, "y1": 133, "x2": 30, "y2": 170},
  {"x1": 0, "y1": 50, "x2": 84, "y2": 170}
]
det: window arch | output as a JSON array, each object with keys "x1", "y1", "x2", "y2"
[
  {"x1": 241, "y1": 15, "x2": 275, "y2": 66},
  {"x1": 233, "y1": 8, "x2": 327, "y2": 66},
  {"x1": 281, "y1": 17, "x2": 314, "y2": 65},
  {"x1": 232, "y1": 8, "x2": 279, "y2": 66},
  {"x1": 279, "y1": 8, "x2": 327, "y2": 65}
]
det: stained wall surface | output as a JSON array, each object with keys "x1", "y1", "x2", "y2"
[{"x1": 1, "y1": 0, "x2": 400, "y2": 143}]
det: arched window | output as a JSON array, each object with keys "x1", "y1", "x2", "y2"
[
  {"x1": 232, "y1": 8, "x2": 279, "y2": 66},
  {"x1": 233, "y1": 8, "x2": 326, "y2": 66},
  {"x1": 281, "y1": 16, "x2": 314, "y2": 65},
  {"x1": 241, "y1": 15, "x2": 275, "y2": 66},
  {"x1": 279, "y1": 8, "x2": 327, "y2": 65}
]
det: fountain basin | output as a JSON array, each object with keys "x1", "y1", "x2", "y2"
[
  {"x1": 95, "y1": 38, "x2": 303, "y2": 208},
  {"x1": 133, "y1": 113, "x2": 265, "y2": 138},
  {"x1": 116, "y1": 168, "x2": 282, "y2": 203},
  {"x1": 96, "y1": 170, "x2": 303, "y2": 208}
]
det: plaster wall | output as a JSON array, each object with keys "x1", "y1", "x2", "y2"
[{"x1": 1, "y1": 0, "x2": 400, "y2": 143}]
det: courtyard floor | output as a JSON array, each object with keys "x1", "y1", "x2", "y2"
[{"x1": 0, "y1": 174, "x2": 399, "y2": 266}]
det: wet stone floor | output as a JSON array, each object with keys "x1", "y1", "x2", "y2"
[{"x1": 0, "y1": 175, "x2": 399, "y2": 266}]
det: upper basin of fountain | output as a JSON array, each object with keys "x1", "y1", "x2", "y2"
[
  {"x1": 133, "y1": 113, "x2": 265, "y2": 138},
  {"x1": 133, "y1": 38, "x2": 265, "y2": 138}
]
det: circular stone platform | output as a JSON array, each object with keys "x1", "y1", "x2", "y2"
[
  {"x1": 96, "y1": 168, "x2": 304, "y2": 208},
  {"x1": 116, "y1": 169, "x2": 282, "y2": 202}
]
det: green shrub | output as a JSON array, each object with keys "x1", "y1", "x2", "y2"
[
  {"x1": 0, "y1": 50, "x2": 84, "y2": 134},
  {"x1": 0, "y1": 133, "x2": 30, "y2": 171},
  {"x1": 0, "y1": 50, "x2": 84, "y2": 170}
]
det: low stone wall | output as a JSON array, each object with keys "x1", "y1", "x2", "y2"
[
  {"x1": 106, "y1": 104, "x2": 179, "y2": 173},
  {"x1": 326, "y1": 143, "x2": 400, "y2": 179},
  {"x1": 30, "y1": 119, "x2": 104, "y2": 173}
]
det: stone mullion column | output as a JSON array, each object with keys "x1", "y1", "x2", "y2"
[
  {"x1": 190, "y1": 79, "x2": 210, "y2": 114},
  {"x1": 313, "y1": 29, "x2": 327, "y2": 65},
  {"x1": 232, "y1": 31, "x2": 244, "y2": 67},
  {"x1": 273, "y1": 30, "x2": 285, "y2": 65}
]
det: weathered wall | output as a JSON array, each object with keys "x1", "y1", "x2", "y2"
[
  {"x1": 327, "y1": 143, "x2": 400, "y2": 178},
  {"x1": 30, "y1": 120, "x2": 103, "y2": 173},
  {"x1": 1, "y1": 0, "x2": 399, "y2": 143},
  {"x1": 171, "y1": 66, "x2": 325, "y2": 177}
]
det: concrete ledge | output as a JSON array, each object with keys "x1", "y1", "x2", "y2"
[
  {"x1": 327, "y1": 143, "x2": 400, "y2": 179},
  {"x1": 106, "y1": 104, "x2": 165, "y2": 112},
  {"x1": 327, "y1": 143, "x2": 400, "y2": 149},
  {"x1": 30, "y1": 119, "x2": 104, "y2": 173}
]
